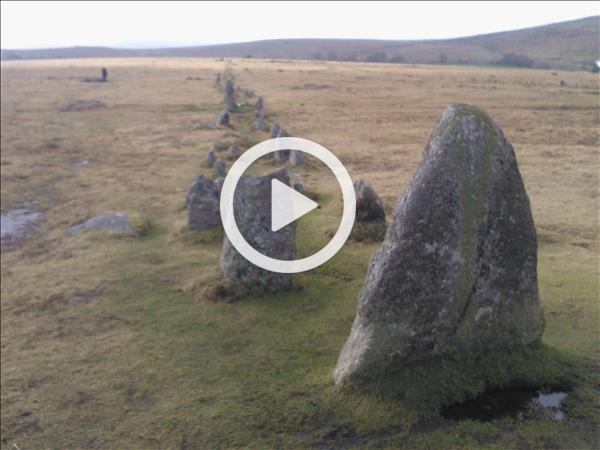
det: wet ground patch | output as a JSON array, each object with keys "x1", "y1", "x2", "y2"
[{"x1": 441, "y1": 385, "x2": 570, "y2": 422}]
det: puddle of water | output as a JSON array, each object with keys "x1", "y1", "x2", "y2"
[
  {"x1": 0, "y1": 209, "x2": 41, "y2": 243},
  {"x1": 441, "y1": 387, "x2": 568, "y2": 422}
]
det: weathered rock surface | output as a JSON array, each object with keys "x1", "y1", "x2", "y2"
[
  {"x1": 214, "y1": 177, "x2": 225, "y2": 193},
  {"x1": 270, "y1": 123, "x2": 281, "y2": 139},
  {"x1": 273, "y1": 129, "x2": 290, "y2": 164},
  {"x1": 227, "y1": 145, "x2": 241, "y2": 157},
  {"x1": 291, "y1": 173, "x2": 305, "y2": 192},
  {"x1": 334, "y1": 104, "x2": 544, "y2": 384},
  {"x1": 252, "y1": 114, "x2": 266, "y2": 131},
  {"x1": 289, "y1": 150, "x2": 304, "y2": 167},
  {"x1": 354, "y1": 179, "x2": 385, "y2": 222},
  {"x1": 225, "y1": 79, "x2": 236, "y2": 111},
  {"x1": 252, "y1": 107, "x2": 267, "y2": 131},
  {"x1": 1, "y1": 208, "x2": 41, "y2": 244},
  {"x1": 216, "y1": 110, "x2": 230, "y2": 126},
  {"x1": 255, "y1": 97, "x2": 264, "y2": 110},
  {"x1": 186, "y1": 176, "x2": 221, "y2": 230},
  {"x1": 213, "y1": 160, "x2": 226, "y2": 177},
  {"x1": 220, "y1": 168, "x2": 295, "y2": 290},
  {"x1": 204, "y1": 147, "x2": 216, "y2": 167},
  {"x1": 68, "y1": 212, "x2": 135, "y2": 236},
  {"x1": 273, "y1": 150, "x2": 290, "y2": 165}
]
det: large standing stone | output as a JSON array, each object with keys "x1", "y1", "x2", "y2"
[
  {"x1": 220, "y1": 168, "x2": 295, "y2": 290},
  {"x1": 186, "y1": 175, "x2": 221, "y2": 230},
  {"x1": 216, "y1": 110, "x2": 230, "y2": 126},
  {"x1": 334, "y1": 104, "x2": 544, "y2": 384},
  {"x1": 225, "y1": 79, "x2": 236, "y2": 111},
  {"x1": 354, "y1": 179, "x2": 385, "y2": 222}
]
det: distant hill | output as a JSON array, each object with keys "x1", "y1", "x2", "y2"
[{"x1": 2, "y1": 16, "x2": 598, "y2": 71}]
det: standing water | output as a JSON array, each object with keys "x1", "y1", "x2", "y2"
[{"x1": 441, "y1": 387, "x2": 569, "y2": 422}]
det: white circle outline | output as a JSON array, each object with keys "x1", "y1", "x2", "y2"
[{"x1": 220, "y1": 137, "x2": 356, "y2": 274}]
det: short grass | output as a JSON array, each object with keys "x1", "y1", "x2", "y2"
[{"x1": 1, "y1": 58, "x2": 598, "y2": 449}]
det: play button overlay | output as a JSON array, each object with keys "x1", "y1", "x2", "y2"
[
  {"x1": 220, "y1": 137, "x2": 356, "y2": 274},
  {"x1": 271, "y1": 179, "x2": 318, "y2": 232}
]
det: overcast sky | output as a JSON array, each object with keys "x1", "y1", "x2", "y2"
[{"x1": 1, "y1": 1, "x2": 598, "y2": 49}]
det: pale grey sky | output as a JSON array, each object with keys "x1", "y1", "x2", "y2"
[{"x1": 1, "y1": 1, "x2": 598, "y2": 49}]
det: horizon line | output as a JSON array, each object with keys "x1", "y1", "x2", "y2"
[{"x1": 2, "y1": 14, "x2": 597, "y2": 52}]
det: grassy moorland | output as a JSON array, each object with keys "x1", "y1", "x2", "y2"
[
  {"x1": 2, "y1": 16, "x2": 598, "y2": 71},
  {"x1": 0, "y1": 58, "x2": 598, "y2": 449}
]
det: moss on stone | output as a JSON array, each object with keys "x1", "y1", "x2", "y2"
[{"x1": 445, "y1": 105, "x2": 503, "y2": 347}]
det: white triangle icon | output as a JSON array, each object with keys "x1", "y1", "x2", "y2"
[{"x1": 271, "y1": 179, "x2": 318, "y2": 232}]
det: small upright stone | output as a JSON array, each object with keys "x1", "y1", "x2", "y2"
[
  {"x1": 291, "y1": 173, "x2": 305, "y2": 192},
  {"x1": 227, "y1": 145, "x2": 241, "y2": 157},
  {"x1": 204, "y1": 147, "x2": 216, "y2": 167},
  {"x1": 270, "y1": 123, "x2": 281, "y2": 139},
  {"x1": 255, "y1": 97, "x2": 264, "y2": 111},
  {"x1": 289, "y1": 150, "x2": 304, "y2": 167},
  {"x1": 273, "y1": 151, "x2": 289, "y2": 165},
  {"x1": 252, "y1": 108, "x2": 267, "y2": 131},
  {"x1": 273, "y1": 128, "x2": 290, "y2": 164},
  {"x1": 334, "y1": 104, "x2": 544, "y2": 385},
  {"x1": 225, "y1": 79, "x2": 236, "y2": 111},
  {"x1": 354, "y1": 179, "x2": 385, "y2": 222},
  {"x1": 220, "y1": 168, "x2": 295, "y2": 290},
  {"x1": 213, "y1": 160, "x2": 226, "y2": 177},
  {"x1": 216, "y1": 110, "x2": 230, "y2": 126},
  {"x1": 186, "y1": 175, "x2": 221, "y2": 230}
]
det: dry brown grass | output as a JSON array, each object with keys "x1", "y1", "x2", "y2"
[{"x1": 1, "y1": 58, "x2": 598, "y2": 449}]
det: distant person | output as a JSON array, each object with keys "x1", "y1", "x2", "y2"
[{"x1": 101, "y1": 67, "x2": 107, "y2": 82}]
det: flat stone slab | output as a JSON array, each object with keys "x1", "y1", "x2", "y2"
[
  {"x1": 1, "y1": 208, "x2": 41, "y2": 244},
  {"x1": 68, "y1": 212, "x2": 135, "y2": 236}
]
